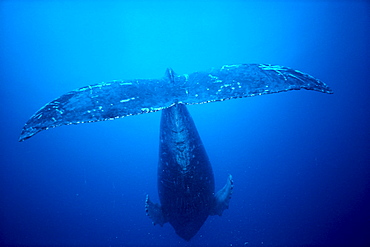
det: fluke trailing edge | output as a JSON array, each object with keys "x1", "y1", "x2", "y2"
[
  {"x1": 19, "y1": 64, "x2": 332, "y2": 240},
  {"x1": 19, "y1": 64, "x2": 332, "y2": 142}
]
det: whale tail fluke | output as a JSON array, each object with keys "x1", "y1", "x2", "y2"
[{"x1": 19, "y1": 64, "x2": 333, "y2": 142}]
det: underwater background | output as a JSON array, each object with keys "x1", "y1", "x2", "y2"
[{"x1": 1, "y1": 0, "x2": 369, "y2": 246}]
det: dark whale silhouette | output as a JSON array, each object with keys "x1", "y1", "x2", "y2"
[
  {"x1": 145, "y1": 103, "x2": 233, "y2": 241},
  {"x1": 19, "y1": 64, "x2": 332, "y2": 240}
]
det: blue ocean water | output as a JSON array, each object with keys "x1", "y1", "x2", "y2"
[{"x1": 1, "y1": 0, "x2": 369, "y2": 246}]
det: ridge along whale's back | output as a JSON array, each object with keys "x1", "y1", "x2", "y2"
[{"x1": 158, "y1": 103, "x2": 215, "y2": 241}]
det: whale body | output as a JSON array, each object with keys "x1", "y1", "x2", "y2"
[
  {"x1": 19, "y1": 64, "x2": 332, "y2": 240},
  {"x1": 145, "y1": 103, "x2": 233, "y2": 241}
]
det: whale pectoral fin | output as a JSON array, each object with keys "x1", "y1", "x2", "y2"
[
  {"x1": 145, "y1": 195, "x2": 167, "y2": 226},
  {"x1": 210, "y1": 174, "x2": 234, "y2": 216}
]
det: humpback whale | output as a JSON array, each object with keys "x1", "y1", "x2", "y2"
[
  {"x1": 19, "y1": 64, "x2": 332, "y2": 240},
  {"x1": 145, "y1": 103, "x2": 233, "y2": 241}
]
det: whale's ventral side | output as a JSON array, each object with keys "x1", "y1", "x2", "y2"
[{"x1": 145, "y1": 104, "x2": 233, "y2": 241}]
